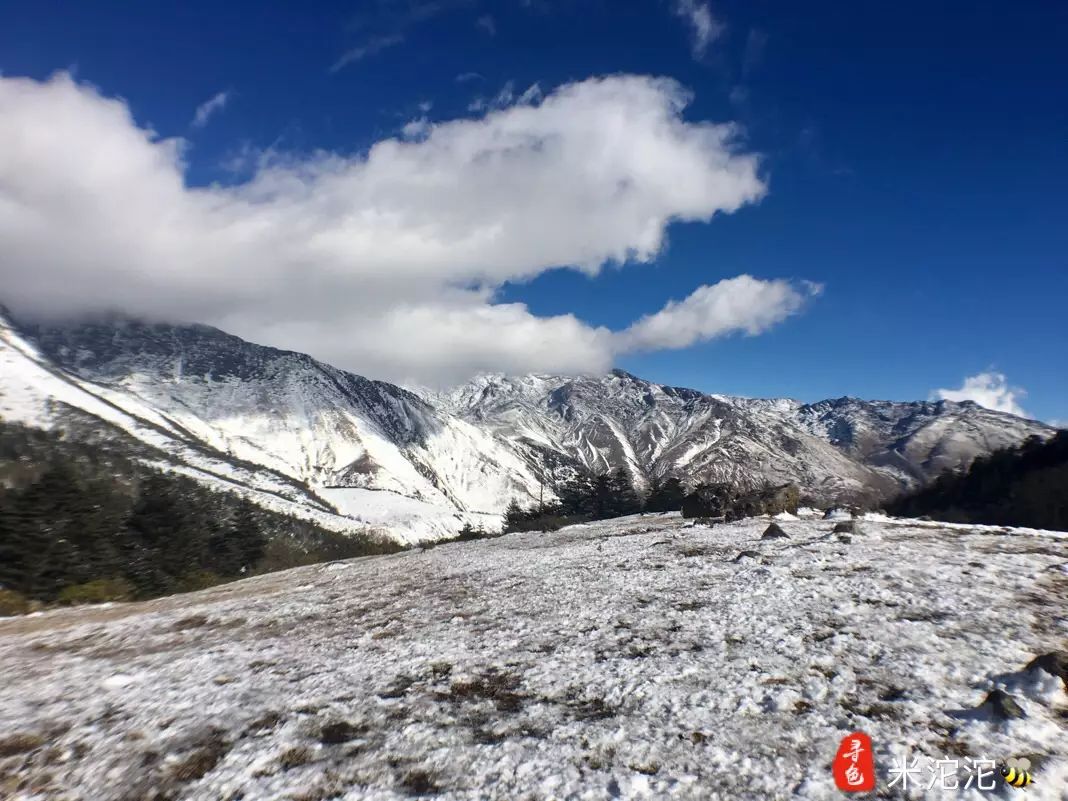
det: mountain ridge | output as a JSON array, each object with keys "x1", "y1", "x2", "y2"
[{"x1": 0, "y1": 309, "x2": 1055, "y2": 541}]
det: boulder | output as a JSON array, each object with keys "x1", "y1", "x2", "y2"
[
  {"x1": 758, "y1": 484, "x2": 800, "y2": 516},
  {"x1": 761, "y1": 522, "x2": 789, "y2": 540},
  {"x1": 833, "y1": 521, "x2": 857, "y2": 534},
  {"x1": 1025, "y1": 652, "x2": 1068, "y2": 691}
]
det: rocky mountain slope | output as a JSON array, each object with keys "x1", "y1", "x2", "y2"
[
  {"x1": 433, "y1": 371, "x2": 1053, "y2": 504},
  {"x1": 0, "y1": 310, "x2": 1054, "y2": 540}
]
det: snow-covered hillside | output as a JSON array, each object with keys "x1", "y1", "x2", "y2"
[
  {"x1": 21, "y1": 317, "x2": 543, "y2": 515},
  {"x1": 1, "y1": 513, "x2": 1065, "y2": 800},
  {"x1": 0, "y1": 313, "x2": 489, "y2": 546},
  {"x1": 434, "y1": 371, "x2": 1054, "y2": 504},
  {"x1": 1, "y1": 310, "x2": 1054, "y2": 541}
]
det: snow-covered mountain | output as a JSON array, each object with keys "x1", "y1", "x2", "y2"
[
  {"x1": 0, "y1": 310, "x2": 1054, "y2": 540},
  {"x1": 0, "y1": 312, "x2": 535, "y2": 542},
  {"x1": 433, "y1": 371, "x2": 1053, "y2": 504}
]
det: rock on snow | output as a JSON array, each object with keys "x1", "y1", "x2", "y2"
[{"x1": 1, "y1": 515, "x2": 1066, "y2": 800}]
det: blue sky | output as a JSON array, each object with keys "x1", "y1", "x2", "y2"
[{"x1": 1, "y1": 1, "x2": 1065, "y2": 421}]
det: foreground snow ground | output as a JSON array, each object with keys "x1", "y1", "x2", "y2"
[{"x1": 1, "y1": 513, "x2": 1066, "y2": 800}]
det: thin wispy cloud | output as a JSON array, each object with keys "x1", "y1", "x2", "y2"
[
  {"x1": 191, "y1": 90, "x2": 231, "y2": 129},
  {"x1": 456, "y1": 71, "x2": 483, "y2": 83},
  {"x1": 476, "y1": 14, "x2": 496, "y2": 35},
  {"x1": 332, "y1": 0, "x2": 474, "y2": 73},
  {"x1": 673, "y1": 0, "x2": 724, "y2": 59},
  {"x1": 467, "y1": 81, "x2": 541, "y2": 113},
  {"x1": 330, "y1": 34, "x2": 405, "y2": 72}
]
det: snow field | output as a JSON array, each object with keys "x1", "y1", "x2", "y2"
[{"x1": 0, "y1": 514, "x2": 1065, "y2": 800}]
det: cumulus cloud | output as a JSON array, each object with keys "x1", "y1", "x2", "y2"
[
  {"x1": 618, "y1": 276, "x2": 820, "y2": 352},
  {"x1": 0, "y1": 71, "x2": 804, "y2": 385},
  {"x1": 673, "y1": 0, "x2": 724, "y2": 59},
  {"x1": 191, "y1": 90, "x2": 230, "y2": 128},
  {"x1": 934, "y1": 372, "x2": 1028, "y2": 417}
]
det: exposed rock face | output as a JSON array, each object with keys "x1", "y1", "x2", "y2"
[{"x1": 437, "y1": 373, "x2": 1053, "y2": 505}]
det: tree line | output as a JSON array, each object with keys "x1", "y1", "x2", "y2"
[
  {"x1": 887, "y1": 431, "x2": 1068, "y2": 531},
  {"x1": 0, "y1": 421, "x2": 400, "y2": 611},
  {"x1": 503, "y1": 469, "x2": 688, "y2": 532}
]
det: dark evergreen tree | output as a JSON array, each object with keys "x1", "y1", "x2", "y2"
[
  {"x1": 503, "y1": 499, "x2": 527, "y2": 531},
  {"x1": 888, "y1": 429, "x2": 1068, "y2": 530},
  {"x1": 644, "y1": 477, "x2": 687, "y2": 513},
  {"x1": 0, "y1": 489, "x2": 35, "y2": 594},
  {"x1": 605, "y1": 468, "x2": 641, "y2": 517},
  {"x1": 557, "y1": 474, "x2": 595, "y2": 517},
  {"x1": 228, "y1": 498, "x2": 266, "y2": 574}
]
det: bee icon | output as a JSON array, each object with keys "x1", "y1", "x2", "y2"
[{"x1": 1001, "y1": 757, "x2": 1034, "y2": 789}]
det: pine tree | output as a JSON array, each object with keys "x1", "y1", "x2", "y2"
[
  {"x1": 126, "y1": 473, "x2": 201, "y2": 595},
  {"x1": 605, "y1": 468, "x2": 641, "y2": 517},
  {"x1": 557, "y1": 474, "x2": 595, "y2": 517},
  {"x1": 0, "y1": 489, "x2": 35, "y2": 594},
  {"x1": 228, "y1": 499, "x2": 266, "y2": 574},
  {"x1": 644, "y1": 476, "x2": 686, "y2": 513},
  {"x1": 503, "y1": 499, "x2": 527, "y2": 532},
  {"x1": 6, "y1": 466, "x2": 77, "y2": 598}
]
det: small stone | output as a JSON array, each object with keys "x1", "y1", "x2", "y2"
[
  {"x1": 318, "y1": 720, "x2": 363, "y2": 744},
  {"x1": 732, "y1": 550, "x2": 761, "y2": 562},
  {"x1": 761, "y1": 522, "x2": 789, "y2": 540},
  {"x1": 979, "y1": 688, "x2": 1026, "y2": 720}
]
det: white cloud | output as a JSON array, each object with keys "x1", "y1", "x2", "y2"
[
  {"x1": 0, "y1": 71, "x2": 796, "y2": 385},
  {"x1": 934, "y1": 372, "x2": 1028, "y2": 417},
  {"x1": 400, "y1": 117, "x2": 432, "y2": 139},
  {"x1": 191, "y1": 90, "x2": 230, "y2": 128},
  {"x1": 476, "y1": 14, "x2": 496, "y2": 35},
  {"x1": 673, "y1": 0, "x2": 724, "y2": 59},
  {"x1": 618, "y1": 276, "x2": 820, "y2": 352}
]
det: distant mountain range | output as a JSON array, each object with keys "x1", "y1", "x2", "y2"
[{"x1": 0, "y1": 309, "x2": 1053, "y2": 542}]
